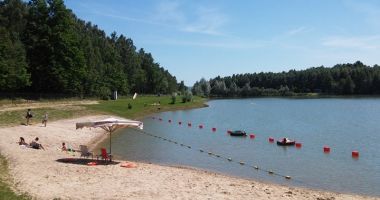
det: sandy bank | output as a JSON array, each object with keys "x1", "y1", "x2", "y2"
[{"x1": 0, "y1": 116, "x2": 378, "y2": 200}]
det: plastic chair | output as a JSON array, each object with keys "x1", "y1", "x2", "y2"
[
  {"x1": 79, "y1": 145, "x2": 93, "y2": 159},
  {"x1": 97, "y1": 148, "x2": 112, "y2": 162}
]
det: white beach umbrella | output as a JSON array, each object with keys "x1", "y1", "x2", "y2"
[{"x1": 76, "y1": 117, "x2": 143, "y2": 154}]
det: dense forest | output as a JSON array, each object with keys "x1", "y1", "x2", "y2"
[
  {"x1": 0, "y1": 0, "x2": 183, "y2": 99},
  {"x1": 192, "y1": 61, "x2": 380, "y2": 97}
]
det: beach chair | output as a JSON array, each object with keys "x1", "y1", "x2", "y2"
[
  {"x1": 97, "y1": 148, "x2": 112, "y2": 162},
  {"x1": 79, "y1": 145, "x2": 93, "y2": 159}
]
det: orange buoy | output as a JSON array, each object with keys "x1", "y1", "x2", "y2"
[
  {"x1": 178, "y1": 121, "x2": 182, "y2": 125},
  {"x1": 352, "y1": 151, "x2": 359, "y2": 157},
  {"x1": 199, "y1": 125, "x2": 203, "y2": 129},
  {"x1": 249, "y1": 134, "x2": 255, "y2": 139},
  {"x1": 295, "y1": 143, "x2": 302, "y2": 148},
  {"x1": 269, "y1": 137, "x2": 274, "y2": 143},
  {"x1": 323, "y1": 146, "x2": 330, "y2": 153},
  {"x1": 212, "y1": 128, "x2": 216, "y2": 132}
]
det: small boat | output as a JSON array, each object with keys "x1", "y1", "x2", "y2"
[
  {"x1": 277, "y1": 138, "x2": 295, "y2": 146},
  {"x1": 230, "y1": 130, "x2": 247, "y2": 136}
]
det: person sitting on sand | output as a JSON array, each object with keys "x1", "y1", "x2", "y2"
[
  {"x1": 30, "y1": 137, "x2": 45, "y2": 150},
  {"x1": 61, "y1": 142, "x2": 67, "y2": 151},
  {"x1": 18, "y1": 137, "x2": 28, "y2": 146}
]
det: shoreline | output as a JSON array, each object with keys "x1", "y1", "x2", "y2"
[{"x1": 0, "y1": 116, "x2": 378, "y2": 199}]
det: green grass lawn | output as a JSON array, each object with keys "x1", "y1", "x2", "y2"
[
  {"x1": 0, "y1": 155, "x2": 30, "y2": 200},
  {"x1": 0, "y1": 95, "x2": 206, "y2": 199},
  {"x1": 0, "y1": 106, "x2": 98, "y2": 127},
  {"x1": 87, "y1": 95, "x2": 207, "y2": 119}
]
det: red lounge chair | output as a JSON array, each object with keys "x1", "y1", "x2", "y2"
[{"x1": 97, "y1": 148, "x2": 112, "y2": 162}]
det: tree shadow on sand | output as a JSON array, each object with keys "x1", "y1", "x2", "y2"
[{"x1": 56, "y1": 158, "x2": 120, "y2": 166}]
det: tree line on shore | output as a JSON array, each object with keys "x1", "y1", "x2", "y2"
[
  {"x1": 192, "y1": 61, "x2": 380, "y2": 97},
  {"x1": 0, "y1": 0, "x2": 184, "y2": 99}
]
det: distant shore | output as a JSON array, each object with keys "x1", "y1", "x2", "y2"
[{"x1": 0, "y1": 115, "x2": 378, "y2": 200}]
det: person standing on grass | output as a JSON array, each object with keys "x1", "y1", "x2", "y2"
[
  {"x1": 25, "y1": 109, "x2": 33, "y2": 126},
  {"x1": 42, "y1": 112, "x2": 48, "y2": 127}
]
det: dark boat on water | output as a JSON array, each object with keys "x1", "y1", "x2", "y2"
[
  {"x1": 277, "y1": 138, "x2": 295, "y2": 146},
  {"x1": 230, "y1": 130, "x2": 247, "y2": 136}
]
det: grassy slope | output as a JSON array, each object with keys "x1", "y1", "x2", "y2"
[
  {"x1": 87, "y1": 95, "x2": 207, "y2": 119},
  {"x1": 0, "y1": 107, "x2": 97, "y2": 127},
  {"x1": 0, "y1": 155, "x2": 30, "y2": 200},
  {"x1": 0, "y1": 95, "x2": 206, "y2": 199}
]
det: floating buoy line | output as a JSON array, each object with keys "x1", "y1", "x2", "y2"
[
  {"x1": 150, "y1": 116, "x2": 361, "y2": 158},
  {"x1": 132, "y1": 127, "x2": 296, "y2": 181}
]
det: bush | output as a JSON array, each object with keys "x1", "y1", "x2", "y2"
[
  {"x1": 182, "y1": 91, "x2": 193, "y2": 103},
  {"x1": 171, "y1": 93, "x2": 177, "y2": 104},
  {"x1": 97, "y1": 86, "x2": 111, "y2": 100}
]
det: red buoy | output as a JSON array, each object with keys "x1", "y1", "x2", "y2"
[
  {"x1": 159, "y1": 118, "x2": 162, "y2": 121},
  {"x1": 188, "y1": 123, "x2": 191, "y2": 127},
  {"x1": 249, "y1": 134, "x2": 255, "y2": 139},
  {"x1": 295, "y1": 143, "x2": 302, "y2": 148},
  {"x1": 323, "y1": 146, "x2": 330, "y2": 153},
  {"x1": 352, "y1": 151, "x2": 359, "y2": 157},
  {"x1": 227, "y1": 130, "x2": 232, "y2": 134},
  {"x1": 168, "y1": 120, "x2": 171, "y2": 123},
  {"x1": 212, "y1": 127, "x2": 216, "y2": 132},
  {"x1": 269, "y1": 137, "x2": 274, "y2": 143},
  {"x1": 199, "y1": 125, "x2": 203, "y2": 129},
  {"x1": 178, "y1": 121, "x2": 182, "y2": 125}
]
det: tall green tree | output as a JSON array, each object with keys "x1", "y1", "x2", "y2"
[
  {"x1": 0, "y1": 0, "x2": 181, "y2": 97},
  {"x1": 0, "y1": 28, "x2": 30, "y2": 91},
  {"x1": 0, "y1": 0, "x2": 30, "y2": 91}
]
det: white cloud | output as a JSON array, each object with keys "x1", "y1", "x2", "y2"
[
  {"x1": 180, "y1": 7, "x2": 228, "y2": 36},
  {"x1": 344, "y1": 0, "x2": 380, "y2": 28},
  {"x1": 322, "y1": 35, "x2": 380, "y2": 49},
  {"x1": 153, "y1": 1, "x2": 228, "y2": 36},
  {"x1": 84, "y1": 0, "x2": 229, "y2": 36},
  {"x1": 285, "y1": 26, "x2": 312, "y2": 36},
  {"x1": 154, "y1": 1, "x2": 186, "y2": 25},
  {"x1": 145, "y1": 38, "x2": 270, "y2": 49}
]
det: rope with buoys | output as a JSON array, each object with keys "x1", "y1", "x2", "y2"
[
  {"x1": 147, "y1": 117, "x2": 363, "y2": 189},
  {"x1": 152, "y1": 117, "x2": 360, "y2": 158},
  {"x1": 131, "y1": 127, "x2": 298, "y2": 182}
]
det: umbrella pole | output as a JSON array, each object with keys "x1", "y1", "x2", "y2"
[{"x1": 109, "y1": 131, "x2": 112, "y2": 155}]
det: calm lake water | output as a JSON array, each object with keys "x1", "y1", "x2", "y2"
[{"x1": 99, "y1": 98, "x2": 380, "y2": 196}]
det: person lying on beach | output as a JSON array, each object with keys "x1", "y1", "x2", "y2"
[
  {"x1": 30, "y1": 137, "x2": 45, "y2": 150},
  {"x1": 18, "y1": 137, "x2": 28, "y2": 146}
]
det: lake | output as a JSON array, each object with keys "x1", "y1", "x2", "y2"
[{"x1": 99, "y1": 98, "x2": 380, "y2": 196}]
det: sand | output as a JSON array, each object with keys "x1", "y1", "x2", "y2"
[{"x1": 0, "y1": 115, "x2": 378, "y2": 200}]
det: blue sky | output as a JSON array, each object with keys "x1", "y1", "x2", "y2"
[{"x1": 65, "y1": 0, "x2": 380, "y2": 85}]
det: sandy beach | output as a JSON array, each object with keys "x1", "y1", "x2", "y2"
[{"x1": 0, "y1": 115, "x2": 378, "y2": 200}]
